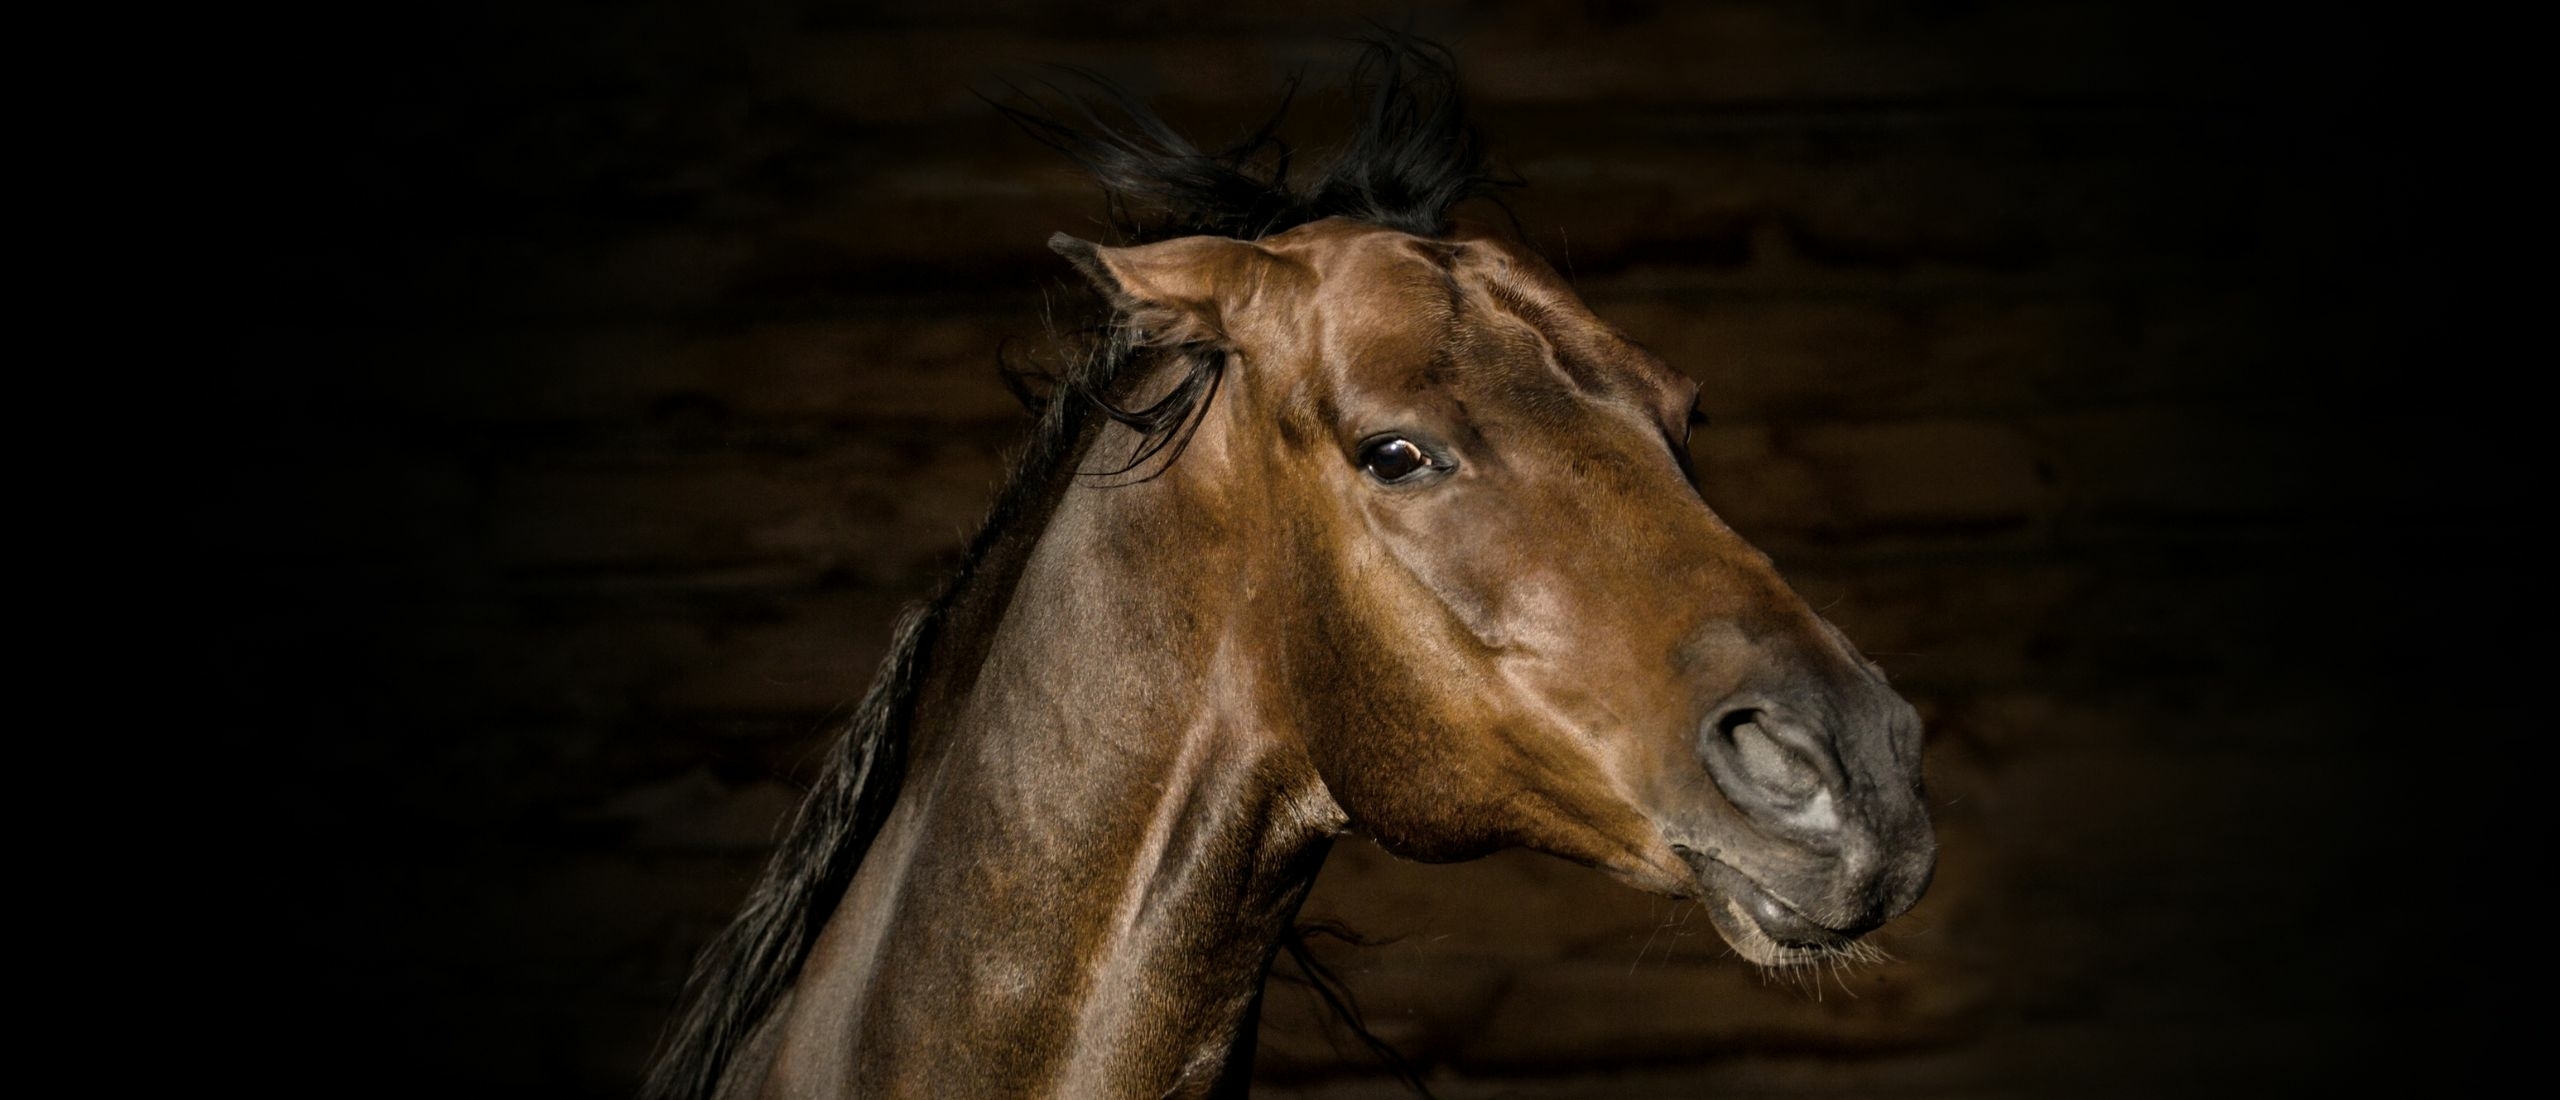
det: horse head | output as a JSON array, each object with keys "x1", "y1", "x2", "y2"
[
  {"x1": 650, "y1": 43, "x2": 1944, "y2": 1099},
  {"x1": 1052, "y1": 214, "x2": 1935, "y2": 966}
]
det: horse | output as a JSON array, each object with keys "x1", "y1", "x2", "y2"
[{"x1": 644, "y1": 40, "x2": 1936, "y2": 1100}]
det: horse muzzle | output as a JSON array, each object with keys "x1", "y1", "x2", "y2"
[{"x1": 1674, "y1": 689, "x2": 1936, "y2": 963}]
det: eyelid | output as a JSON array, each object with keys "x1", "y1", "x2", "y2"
[
  {"x1": 1679, "y1": 391, "x2": 1710, "y2": 445},
  {"x1": 1353, "y1": 430, "x2": 1454, "y2": 460}
]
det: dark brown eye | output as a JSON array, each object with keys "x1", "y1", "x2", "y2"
[{"x1": 1358, "y1": 436, "x2": 1435, "y2": 483}]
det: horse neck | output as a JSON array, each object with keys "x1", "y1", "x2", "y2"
[{"x1": 755, "y1": 438, "x2": 1345, "y2": 1099}]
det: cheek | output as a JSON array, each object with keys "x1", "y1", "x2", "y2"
[
  {"x1": 1363, "y1": 483, "x2": 1698, "y2": 722},
  {"x1": 1265, "y1": 559, "x2": 1509, "y2": 858},
  {"x1": 1359, "y1": 486, "x2": 1587, "y2": 649}
]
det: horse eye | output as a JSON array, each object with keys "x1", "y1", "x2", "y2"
[{"x1": 1358, "y1": 437, "x2": 1435, "y2": 484}]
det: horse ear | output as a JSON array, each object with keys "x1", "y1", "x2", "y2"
[{"x1": 1048, "y1": 232, "x2": 1270, "y2": 345}]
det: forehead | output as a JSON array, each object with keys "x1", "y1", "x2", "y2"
[{"x1": 1260, "y1": 219, "x2": 1689, "y2": 417}]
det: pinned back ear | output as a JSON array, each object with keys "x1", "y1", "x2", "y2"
[{"x1": 1048, "y1": 232, "x2": 1278, "y2": 346}]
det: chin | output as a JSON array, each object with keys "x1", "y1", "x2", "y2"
[{"x1": 1677, "y1": 845, "x2": 1899, "y2": 970}]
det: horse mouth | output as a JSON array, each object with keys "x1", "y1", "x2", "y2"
[{"x1": 1673, "y1": 845, "x2": 1868, "y2": 968}]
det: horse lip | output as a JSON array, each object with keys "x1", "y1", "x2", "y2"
[{"x1": 1670, "y1": 843, "x2": 1855, "y2": 950}]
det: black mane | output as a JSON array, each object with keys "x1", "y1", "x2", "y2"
[
  {"x1": 642, "y1": 36, "x2": 1498, "y2": 1099},
  {"x1": 994, "y1": 34, "x2": 1507, "y2": 244}
]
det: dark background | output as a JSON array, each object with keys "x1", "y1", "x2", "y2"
[{"x1": 202, "y1": 2, "x2": 2536, "y2": 1096}]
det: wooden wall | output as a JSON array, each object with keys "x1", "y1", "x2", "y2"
[{"x1": 206, "y1": 2, "x2": 2530, "y2": 1095}]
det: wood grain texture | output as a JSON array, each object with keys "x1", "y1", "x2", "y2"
[{"x1": 200, "y1": 2, "x2": 2529, "y2": 1096}]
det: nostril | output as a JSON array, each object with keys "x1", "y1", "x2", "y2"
[{"x1": 1720, "y1": 709, "x2": 1823, "y2": 802}]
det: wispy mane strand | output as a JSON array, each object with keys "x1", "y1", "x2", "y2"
[{"x1": 992, "y1": 33, "x2": 1513, "y2": 244}]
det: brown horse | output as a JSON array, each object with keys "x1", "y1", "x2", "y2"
[{"x1": 646, "y1": 41, "x2": 1935, "y2": 1100}]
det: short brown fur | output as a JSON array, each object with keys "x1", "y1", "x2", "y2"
[{"x1": 719, "y1": 216, "x2": 1934, "y2": 1098}]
